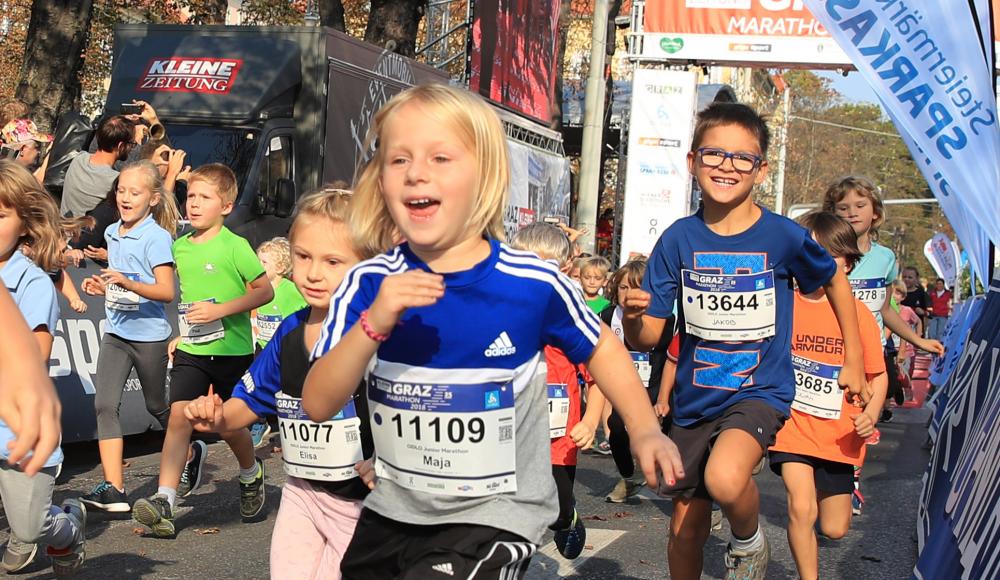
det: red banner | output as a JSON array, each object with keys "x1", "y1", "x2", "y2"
[
  {"x1": 470, "y1": 0, "x2": 560, "y2": 124},
  {"x1": 644, "y1": 1, "x2": 829, "y2": 38}
]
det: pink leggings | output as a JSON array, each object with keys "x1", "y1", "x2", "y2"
[{"x1": 270, "y1": 477, "x2": 364, "y2": 580}]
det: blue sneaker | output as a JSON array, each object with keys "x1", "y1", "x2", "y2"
[
  {"x1": 250, "y1": 420, "x2": 271, "y2": 449},
  {"x1": 553, "y1": 508, "x2": 586, "y2": 560}
]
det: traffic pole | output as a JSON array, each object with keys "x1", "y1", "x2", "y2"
[{"x1": 574, "y1": 0, "x2": 610, "y2": 254}]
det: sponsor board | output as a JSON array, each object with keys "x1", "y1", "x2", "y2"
[{"x1": 137, "y1": 57, "x2": 243, "y2": 94}]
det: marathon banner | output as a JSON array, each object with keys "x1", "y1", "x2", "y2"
[
  {"x1": 803, "y1": 0, "x2": 1000, "y2": 284},
  {"x1": 503, "y1": 139, "x2": 571, "y2": 240},
  {"x1": 619, "y1": 68, "x2": 697, "y2": 264},
  {"x1": 923, "y1": 233, "x2": 961, "y2": 289},
  {"x1": 915, "y1": 273, "x2": 1000, "y2": 579},
  {"x1": 926, "y1": 298, "x2": 986, "y2": 446}
]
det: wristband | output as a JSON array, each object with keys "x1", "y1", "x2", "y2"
[{"x1": 360, "y1": 310, "x2": 391, "y2": 342}]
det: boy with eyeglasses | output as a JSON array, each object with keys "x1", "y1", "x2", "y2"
[{"x1": 622, "y1": 102, "x2": 867, "y2": 580}]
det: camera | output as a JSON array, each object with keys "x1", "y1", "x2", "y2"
[
  {"x1": 120, "y1": 103, "x2": 144, "y2": 116},
  {"x1": 0, "y1": 145, "x2": 20, "y2": 160}
]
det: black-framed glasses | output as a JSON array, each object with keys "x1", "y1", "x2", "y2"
[{"x1": 695, "y1": 147, "x2": 763, "y2": 174}]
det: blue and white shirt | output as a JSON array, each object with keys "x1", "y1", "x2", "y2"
[
  {"x1": 103, "y1": 215, "x2": 174, "y2": 342},
  {"x1": 0, "y1": 250, "x2": 63, "y2": 467},
  {"x1": 311, "y1": 239, "x2": 600, "y2": 544},
  {"x1": 643, "y1": 208, "x2": 837, "y2": 426}
]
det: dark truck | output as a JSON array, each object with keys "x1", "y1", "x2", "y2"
[{"x1": 51, "y1": 24, "x2": 571, "y2": 441}]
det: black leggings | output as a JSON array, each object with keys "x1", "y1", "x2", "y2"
[
  {"x1": 550, "y1": 465, "x2": 577, "y2": 530},
  {"x1": 608, "y1": 386, "x2": 661, "y2": 479}
]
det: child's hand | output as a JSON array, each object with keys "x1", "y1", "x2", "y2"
[
  {"x1": 0, "y1": 361, "x2": 62, "y2": 476},
  {"x1": 853, "y1": 409, "x2": 877, "y2": 439},
  {"x1": 81, "y1": 275, "x2": 106, "y2": 296},
  {"x1": 630, "y1": 427, "x2": 684, "y2": 489},
  {"x1": 917, "y1": 337, "x2": 945, "y2": 356},
  {"x1": 83, "y1": 245, "x2": 108, "y2": 262},
  {"x1": 622, "y1": 288, "x2": 651, "y2": 319},
  {"x1": 70, "y1": 299, "x2": 87, "y2": 313},
  {"x1": 183, "y1": 386, "x2": 225, "y2": 432},
  {"x1": 653, "y1": 398, "x2": 671, "y2": 419},
  {"x1": 100, "y1": 269, "x2": 131, "y2": 291},
  {"x1": 355, "y1": 458, "x2": 377, "y2": 490},
  {"x1": 367, "y1": 271, "x2": 445, "y2": 336},
  {"x1": 838, "y1": 357, "x2": 870, "y2": 405},
  {"x1": 185, "y1": 301, "x2": 224, "y2": 325},
  {"x1": 64, "y1": 248, "x2": 84, "y2": 267},
  {"x1": 569, "y1": 420, "x2": 596, "y2": 450},
  {"x1": 167, "y1": 336, "x2": 181, "y2": 365}
]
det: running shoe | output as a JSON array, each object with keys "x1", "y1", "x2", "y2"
[
  {"x1": 880, "y1": 409, "x2": 894, "y2": 423},
  {"x1": 553, "y1": 508, "x2": 587, "y2": 560},
  {"x1": 751, "y1": 456, "x2": 765, "y2": 475},
  {"x1": 47, "y1": 499, "x2": 86, "y2": 577},
  {"x1": 179, "y1": 440, "x2": 208, "y2": 497},
  {"x1": 250, "y1": 420, "x2": 271, "y2": 449},
  {"x1": 239, "y1": 457, "x2": 266, "y2": 521},
  {"x1": 605, "y1": 475, "x2": 645, "y2": 503},
  {"x1": 852, "y1": 488, "x2": 864, "y2": 516},
  {"x1": 591, "y1": 438, "x2": 612, "y2": 456},
  {"x1": 2, "y1": 537, "x2": 37, "y2": 572},
  {"x1": 80, "y1": 481, "x2": 130, "y2": 512},
  {"x1": 132, "y1": 494, "x2": 176, "y2": 538},
  {"x1": 865, "y1": 428, "x2": 881, "y2": 446},
  {"x1": 724, "y1": 532, "x2": 769, "y2": 580}
]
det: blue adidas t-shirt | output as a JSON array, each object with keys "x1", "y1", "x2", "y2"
[
  {"x1": 310, "y1": 239, "x2": 601, "y2": 544},
  {"x1": 642, "y1": 207, "x2": 837, "y2": 426}
]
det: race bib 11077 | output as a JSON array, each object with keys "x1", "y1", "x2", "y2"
[
  {"x1": 369, "y1": 373, "x2": 516, "y2": 497},
  {"x1": 790, "y1": 354, "x2": 843, "y2": 420},
  {"x1": 276, "y1": 392, "x2": 364, "y2": 481},
  {"x1": 681, "y1": 270, "x2": 776, "y2": 341}
]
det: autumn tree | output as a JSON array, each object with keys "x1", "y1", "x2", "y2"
[{"x1": 365, "y1": 0, "x2": 426, "y2": 56}]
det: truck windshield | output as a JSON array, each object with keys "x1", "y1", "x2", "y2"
[{"x1": 162, "y1": 125, "x2": 258, "y2": 189}]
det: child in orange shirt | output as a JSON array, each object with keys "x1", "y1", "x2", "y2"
[{"x1": 769, "y1": 212, "x2": 888, "y2": 580}]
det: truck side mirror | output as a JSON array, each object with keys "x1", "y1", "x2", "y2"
[{"x1": 274, "y1": 178, "x2": 296, "y2": 218}]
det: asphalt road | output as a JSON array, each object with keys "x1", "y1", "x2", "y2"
[{"x1": 0, "y1": 408, "x2": 928, "y2": 579}]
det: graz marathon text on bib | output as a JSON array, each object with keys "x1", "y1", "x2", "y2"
[
  {"x1": 682, "y1": 269, "x2": 776, "y2": 341},
  {"x1": 368, "y1": 372, "x2": 516, "y2": 497},
  {"x1": 276, "y1": 392, "x2": 364, "y2": 481}
]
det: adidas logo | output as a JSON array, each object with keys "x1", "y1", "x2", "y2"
[
  {"x1": 431, "y1": 562, "x2": 455, "y2": 576},
  {"x1": 484, "y1": 331, "x2": 517, "y2": 357}
]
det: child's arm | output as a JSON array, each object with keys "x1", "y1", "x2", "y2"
[
  {"x1": 586, "y1": 325, "x2": 684, "y2": 486},
  {"x1": 621, "y1": 289, "x2": 670, "y2": 353},
  {"x1": 0, "y1": 286, "x2": 61, "y2": 476},
  {"x1": 823, "y1": 270, "x2": 868, "y2": 403},
  {"x1": 55, "y1": 269, "x2": 87, "y2": 313},
  {"x1": 853, "y1": 372, "x2": 888, "y2": 438},
  {"x1": 100, "y1": 264, "x2": 175, "y2": 303},
  {"x1": 570, "y1": 381, "x2": 605, "y2": 450},
  {"x1": 184, "y1": 274, "x2": 274, "y2": 325},
  {"x1": 881, "y1": 301, "x2": 944, "y2": 355},
  {"x1": 304, "y1": 270, "x2": 445, "y2": 421},
  {"x1": 654, "y1": 358, "x2": 676, "y2": 418},
  {"x1": 184, "y1": 387, "x2": 260, "y2": 433}
]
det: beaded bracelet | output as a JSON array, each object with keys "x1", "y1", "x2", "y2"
[{"x1": 360, "y1": 310, "x2": 391, "y2": 342}]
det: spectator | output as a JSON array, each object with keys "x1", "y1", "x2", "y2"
[
  {"x1": 140, "y1": 143, "x2": 189, "y2": 213},
  {"x1": 1, "y1": 119, "x2": 52, "y2": 185},
  {"x1": 927, "y1": 278, "x2": 952, "y2": 340},
  {"x1": 900, "y1": 266, "x2": 930, "y2": 336},
  {"x1": 0, "y1": 100, "x2": 29, "y2": 132},
  {"x1": 60, "y1": 115, "x2": 135, "y2": 217}
]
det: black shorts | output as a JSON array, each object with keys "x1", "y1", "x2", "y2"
[
  {"x1": 660, "y1": 399, "x2": 786, "y2": 500},
  {"x1": 341, "y1": 508, "x2": 536, "y2": 580},
  {"x1": 768, "y1": 452, "x2": 855, "y2": 495},
  {"x1": 168, "y1": 350, "x2": 254, "y2": 404}
]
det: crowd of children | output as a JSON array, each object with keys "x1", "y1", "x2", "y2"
[{"x1": 0, "y1": 83, "x2": 952, "y2": 580}]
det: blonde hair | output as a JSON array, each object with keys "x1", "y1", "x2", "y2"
[
  {"x1": 0, "y1": 160, "x2": 72, "y2": 272},
  {"x1": 580, "y1": 256, "x2": 611, "y2": 278},
  {"x1": 257, "y1": 237, "x2": 292, "y2": 277},
  {"x1": 350, "y1": 84, "x2": 509, "y2": 257},
  {"x1": 606, "y1": 259, "x2": 646, "y2": 306},
  {"x1": 822, "y1": 175, "x2": 885, "y2": 241},
  {"x1": 509, "y1": 223, "x2": 571, "y2": 265},
  {"x1": 119, "y1": 160, "x2": 180, "y2": 235},
  {"x1": 188, "y1": 163, "x2": 238, "y2": 205},
  {"x1": 892, "y1": 279, "x2": 908, "y2": 295},
  {"x1": 290, "y1": 188, "x2": 377, "y2": 260}
]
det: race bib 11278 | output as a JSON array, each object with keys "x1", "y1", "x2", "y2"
[{"x1": 850, "y1": 278, "x2": 887, "y2": 313}]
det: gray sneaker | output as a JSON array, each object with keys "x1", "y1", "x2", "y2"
[
  {"x1": 605, "y1": 475, "x2": 645, "y2": 503},
  {"x1": 46, "y1": 499, "x2": 86, "y2": 577},
  {"x1": 239, "y1": 457, "x2": 265, "y2": 521},
  {"x1": 725, "y1": 532, "x2": 770, "y2": 580},
  {"x1": 132, "y1": 494, "x2": 176, "y2": 538},
  {"x1": 2, "y1": 536, "x2": 37, "y2": 572}
]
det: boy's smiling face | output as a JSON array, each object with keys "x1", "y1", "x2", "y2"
[{"x1": 688, "y1": 124, "x2": 768, "y2": 209}]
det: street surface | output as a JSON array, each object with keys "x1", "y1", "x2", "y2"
[{"x1": 1, "y1": 409, "x2": 927, "y2": 579}]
